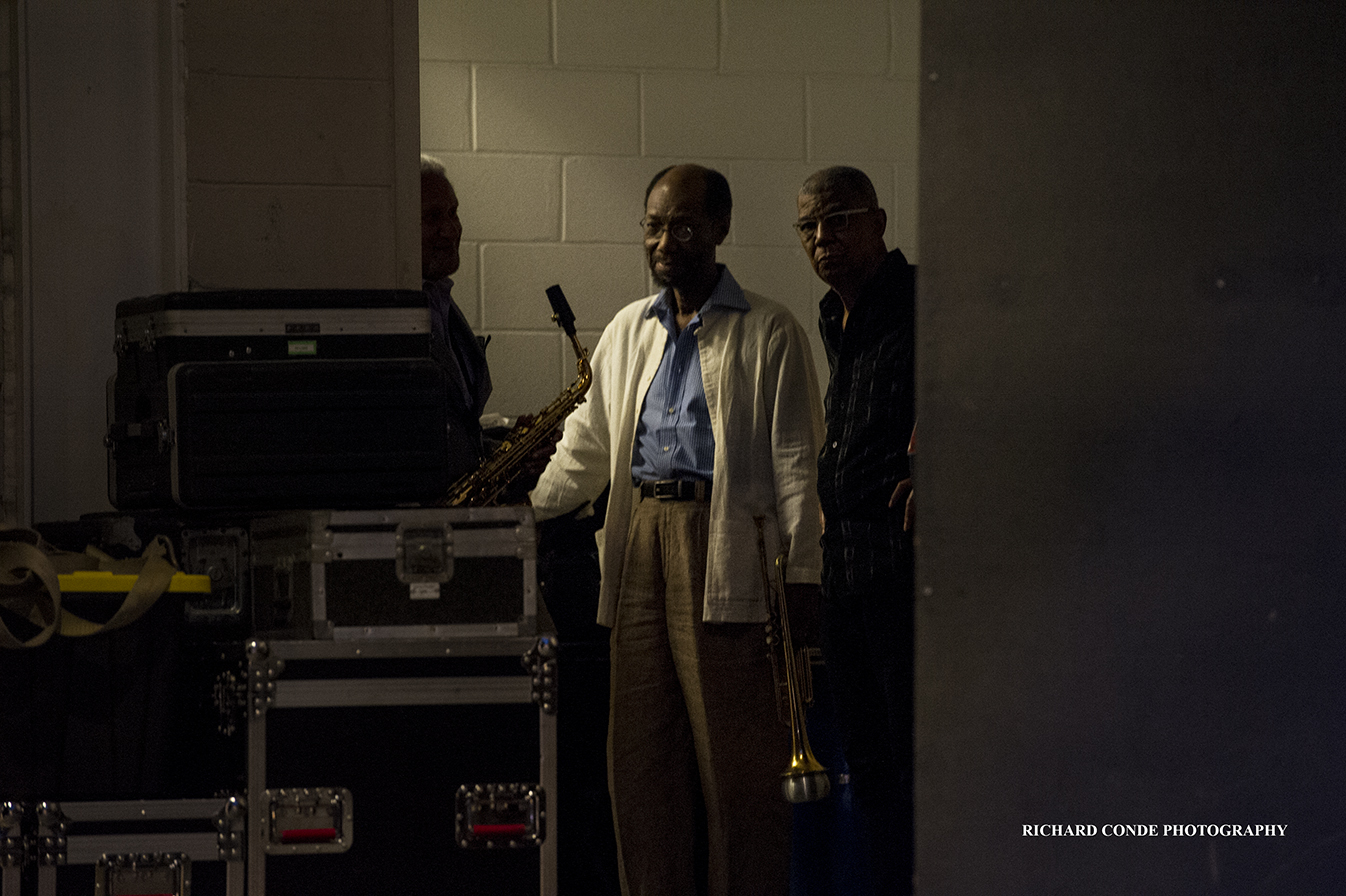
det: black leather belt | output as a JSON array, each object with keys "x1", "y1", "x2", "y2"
[{"x1": 638, "y1": 479, "x2": 712, "y2": 502}]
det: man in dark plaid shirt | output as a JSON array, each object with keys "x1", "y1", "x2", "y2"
[{"x1": 796, "y1": 166, "x2": 916, "y2": 895}]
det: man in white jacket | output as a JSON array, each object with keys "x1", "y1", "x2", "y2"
[{"x1": 531, "y1": 164, "x2": 824, "y2": 896}]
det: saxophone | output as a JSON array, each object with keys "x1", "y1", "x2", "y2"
[{"x1": 444, "y1": 285, "x2": 592, "y2": 506}]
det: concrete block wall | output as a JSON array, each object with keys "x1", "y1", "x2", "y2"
[
  {"x1": 184, "y1": 0, "x2": 421, "y2": 291},
  {"x1": 21, "y1": 0, "x2": 427, "y2": 522},
  {"x1": 420, "y1": 0, "x2": 922, "y2": 418}
]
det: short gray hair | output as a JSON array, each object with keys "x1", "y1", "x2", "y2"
[
  {"x1": 800, "y1": 166, "x2": 879, "y2": 207},
  {"x1": 420, "y1": 154, "x2": 448, "y2": 180}
]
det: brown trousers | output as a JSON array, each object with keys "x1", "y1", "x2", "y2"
[{"x1": 608, "y1": 496, "x2": 791, "y2": 896}]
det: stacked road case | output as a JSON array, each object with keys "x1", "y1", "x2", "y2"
[
  {"x1": 244, "y1": 635, "x2": 557, "y2": 896},
  {"x1": 4, "y1": 291, "x2": 562, "y2": 895},
  {"x1": 105, "y1": 289, "x2": 449, "y2": 511},
  {"x1": 0, "y1": 798, "x2": 246, "y2": 896},
  {"x1": 249, "y1": 507, "x2": 538, "y2": 640},
  {"x1": 244, "y1": 505, "x2": 557, "y2": 895},
  {"x1": 4, "y1": 506, "x2": 557, "y2": 895}
]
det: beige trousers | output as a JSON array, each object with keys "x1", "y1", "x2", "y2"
[{"x1": 608, "y1": 496, "x2": 791, "y2": 896}]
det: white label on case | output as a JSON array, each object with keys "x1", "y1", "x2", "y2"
[{"x1": 409, "y1": 581, "x2": 442, "y2": 600}]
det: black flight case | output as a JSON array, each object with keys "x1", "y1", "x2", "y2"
[
  {"x1": 243, "y1": 505, "x2": 557, "y2": 895},
  {"x1": 106, "y1": 289, "x2": 449, "y2": 511}
]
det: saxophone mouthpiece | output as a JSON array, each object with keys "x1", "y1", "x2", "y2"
[{"x1": 545, "y1": 285, "x2": 577, "y2": 336}]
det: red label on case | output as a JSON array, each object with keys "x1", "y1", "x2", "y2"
[{"x1": 280, "y1": 827, "x2": 338, "y2": 843}]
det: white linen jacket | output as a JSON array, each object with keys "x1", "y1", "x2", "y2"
[{"x1": 530, "y1": 274, "x2": 824, "y2": 626}]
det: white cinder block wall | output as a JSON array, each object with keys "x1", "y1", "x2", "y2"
[
  {"x1": 419, "y1": 0, "x2": 921, "y2": 419},
  {"x1": 185, "y1": 0, "x2": 421, "y2": 291}
]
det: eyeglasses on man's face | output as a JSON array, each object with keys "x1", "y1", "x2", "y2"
[
  {"x1": 793, "y1": 207, "x2": 875, "y2": 240},
  {"x1": 641, "y1": 218, "x2": 694, "y2": 242}
]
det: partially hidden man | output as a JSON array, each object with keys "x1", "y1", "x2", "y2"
[
  {"x1": 530, "y1": 164, "x2": 825, "y2": 896},
  {"x1": 421, "y1": 154, "x2": 492, "y2": 480},
  {"x1": 796, "y1": 166, "x2": 917, "y2": 895}
]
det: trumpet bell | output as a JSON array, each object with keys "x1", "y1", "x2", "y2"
[{"x1": 782, "y1": 769, "x2": 831, "y2": 804}]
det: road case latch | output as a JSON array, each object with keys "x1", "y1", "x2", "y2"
[{"x1": 395, "y1": 522, "x2": 455, "y2": 588}]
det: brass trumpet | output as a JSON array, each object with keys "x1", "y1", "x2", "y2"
[{"x1": 755, "y1": 518, "x2": 830, "y2": 803}]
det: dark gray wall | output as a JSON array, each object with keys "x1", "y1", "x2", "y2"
[{"x1": 916, "y1": 2, "x2": 1345, "y2": 893}]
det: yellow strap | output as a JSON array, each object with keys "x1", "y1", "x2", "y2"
[
  {"x1": 58, "y1": 571, "x2": 212, "y2": 593},
  {"x1": 0, "y1": 530, "x2": 183, "y2": 646},
  {"x1": 0, "y1": 537, "x2": 64, "y2": 648},
  {"x1": 60, "y1": 536, "x2": 180, "y2": 637}
]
